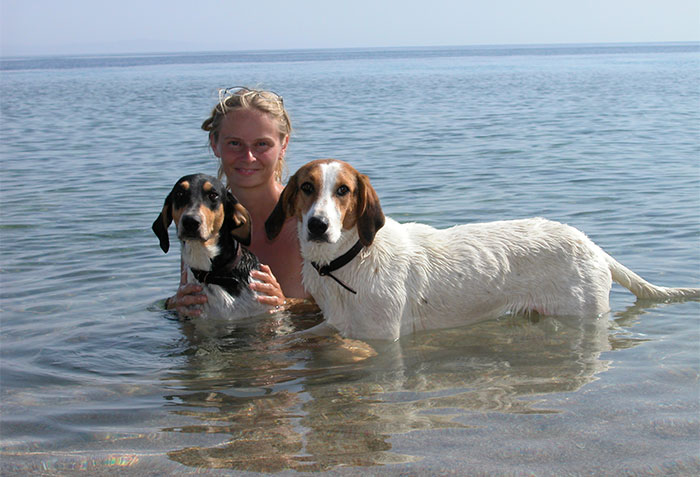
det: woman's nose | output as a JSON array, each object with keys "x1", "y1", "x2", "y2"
[{"x1": 239, "y1": 147, "x2": 256, "y2": 160}]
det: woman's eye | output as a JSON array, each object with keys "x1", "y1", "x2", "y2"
[
  {"x1": 300, "y1": 182, "x2": 314, "y2": 195},
  {"x1": 337, "y1": 185, "x2": 350, "y2": 197}
]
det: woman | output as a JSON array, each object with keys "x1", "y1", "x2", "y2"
[{"x1": 166, "y1": 87, "x2": 308, "y2": 316}]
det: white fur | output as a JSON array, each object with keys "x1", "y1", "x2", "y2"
[
  {"x1": 295, "y1": 161, "x2": 700, "y2": 341},
  {"x1": 182, "y1": 241, "x2": 219, "y2": 271},
  {"x1": 302, "y1": 162, "x2": 344, "y2": 244}
]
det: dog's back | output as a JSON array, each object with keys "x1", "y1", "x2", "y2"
[{"x1": 401, "y1": 218, "x2": 612, "y2": 323}]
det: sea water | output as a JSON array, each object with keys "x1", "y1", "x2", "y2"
[{"x1": 1, "y1": 43, "x2": 699, "y2": 475}]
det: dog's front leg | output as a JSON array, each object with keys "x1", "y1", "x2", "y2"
[{"x1": 290, "y1": 321, "x2": 337, "y2": 339}]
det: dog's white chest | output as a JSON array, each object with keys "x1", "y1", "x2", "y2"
[{"x1": 182, "y1": 242, "x2": 219, "y2": 271}]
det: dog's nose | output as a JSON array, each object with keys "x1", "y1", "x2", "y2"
[
  {"x1": 308, "y1": 216, "x2": 329, "y2": 237},
  {"x1": 181, "y1": 215, "x2": 201, "y2": 234}
]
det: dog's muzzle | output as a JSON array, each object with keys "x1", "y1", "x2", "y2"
[
  {"x1": 179, "y1": 214, "x2": 204, "y2": 240},
  {"x1": 307, "y1": 216, "x2": 330, "y2": 242}
]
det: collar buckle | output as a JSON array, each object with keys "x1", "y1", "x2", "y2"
[{"x1": 311, "y1": 240, "x2": 363, "y2": 294}]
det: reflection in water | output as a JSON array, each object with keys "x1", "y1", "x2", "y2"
[{"x1": 163, "y1": 307, "x2": 648, "y2": 472}]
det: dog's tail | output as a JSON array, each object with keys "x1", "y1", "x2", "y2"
[{"x1": 606, "y1": 254, "x2": 700, "y2": 301}]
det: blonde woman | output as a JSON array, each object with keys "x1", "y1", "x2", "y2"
[{"x1": 166, "y1": 87, "x2": 309, "y2": 316}]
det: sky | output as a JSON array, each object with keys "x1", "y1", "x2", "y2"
[{"x1": 1, "y1": 0, "x2": 699, "y2": 57}]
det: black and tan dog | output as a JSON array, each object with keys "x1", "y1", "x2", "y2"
[{"x1": 153, "y1": 174, "x2": 270, "y2": 319}]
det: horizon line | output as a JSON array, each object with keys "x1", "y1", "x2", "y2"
[{"x1": 2, "y1": 40, "x2": 698, "y2": 60}]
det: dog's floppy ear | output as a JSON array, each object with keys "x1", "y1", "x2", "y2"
[
  {"x1": 265, "y1": 174, "x2": 299, "y2": 240},
  {"x1": 226, "y1": 191, "x2": 252, "y2": 246},
  {"x1": 152, "y1": 192, "x2": 173, "y2": 253},
  {"x1": 356, "y1": 173, "x2": 385, "y2": 246}
]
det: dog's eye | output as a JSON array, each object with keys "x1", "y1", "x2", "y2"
[
  {"x1": 208, "y1": 192, "x2": 219, "y2": 202},
  {"x1": 336, "y1": 185, "x2": 350, "y2": 197},
  {"x1": 174, "y1": 190, "x2": 185, "y2": 200},
  {"x1": 300, "y1": 182, "x2": 314, "y2": 195}
]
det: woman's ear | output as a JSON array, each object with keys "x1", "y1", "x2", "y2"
[
  {"x1": 280, "y1": 135, "x2": 289, "y2": 157},
  {"x1": 209, "y1": 133, "x2": 220, "y2": 158},
  {"x1": 265, "y1": 174, "x2": 298, "y2": 240},
  {"x1": 356, "y1": 173, "x2": 385, "y2": 246}
]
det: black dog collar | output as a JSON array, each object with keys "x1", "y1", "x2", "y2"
[
  {"x1": 189, "y1": 243, "x2": 248, "y2": 295},
  {"x1": 191, "y1": 268, "x2": 243, "y2": 291},
  {"x1": 311, "y1": 240, "x2": 364, "y2": 294}
]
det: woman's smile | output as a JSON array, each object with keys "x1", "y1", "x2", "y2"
[{"x1": 234, "y1": 166, "x2": 261, "y2": 176}]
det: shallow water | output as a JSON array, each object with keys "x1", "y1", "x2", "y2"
[{"x1": 1, "y1": 44, "x2": 699, "y2": 475}]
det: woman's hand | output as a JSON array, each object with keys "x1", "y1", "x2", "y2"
[
  {"x1": 166, "y1": 268, "x2": 208, "y2": 317},
  {"x1": 250, "y1": 264, "x2": 286, "y2": 308}
]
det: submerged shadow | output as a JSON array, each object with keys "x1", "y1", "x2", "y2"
[{"x1": 161, "y1": 305, "x2": 649, "y2": 472}]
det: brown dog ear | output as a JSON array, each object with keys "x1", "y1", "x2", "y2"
[
  {"x1": 226, "y1": 191, "x2": 252, "y2": 246},
  {"x1": 356, "y1": 173, "x2": 385, "y2": 246},
  {"x1": 265, "y1": 174, "x2": 298, "y2": 240},
  {"x1": 152, "y1": 192, "x2": 173, "y2": 253}
]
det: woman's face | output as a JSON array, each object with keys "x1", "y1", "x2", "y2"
[{"x1": 210, "y1": 108, "x2": 288, "y2": 190}]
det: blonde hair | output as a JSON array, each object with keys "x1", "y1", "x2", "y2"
[{"x1": 202, "y1": 87, "x2": 292, "y2": 183}]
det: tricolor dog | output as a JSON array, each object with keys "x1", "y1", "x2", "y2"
[
  {"x1": 265, "y1": 159, "x2": 700, "y2": 341},
  {"x1": 153, "y1": 174, "x2": 270, "y2": 319}
]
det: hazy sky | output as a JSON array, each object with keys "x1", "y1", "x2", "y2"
[{"x1": 1, "y1": 0, "x2": 698, "y2": 56}]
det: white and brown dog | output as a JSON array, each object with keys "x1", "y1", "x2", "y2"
[{"x1": 265, "y1": 159, "x2": 700, "y2": 341}]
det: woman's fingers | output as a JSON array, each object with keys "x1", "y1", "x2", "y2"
[
  {"x1": 168, "y1": 283, "x2": 207, "y2": 317},
  {"x1": 250, "y1": 265, "x2": 286, "y2": 307}
]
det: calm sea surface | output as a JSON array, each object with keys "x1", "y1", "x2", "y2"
[{"x1": 1, "y1": 44, "x2": 699, "y2": 475}]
